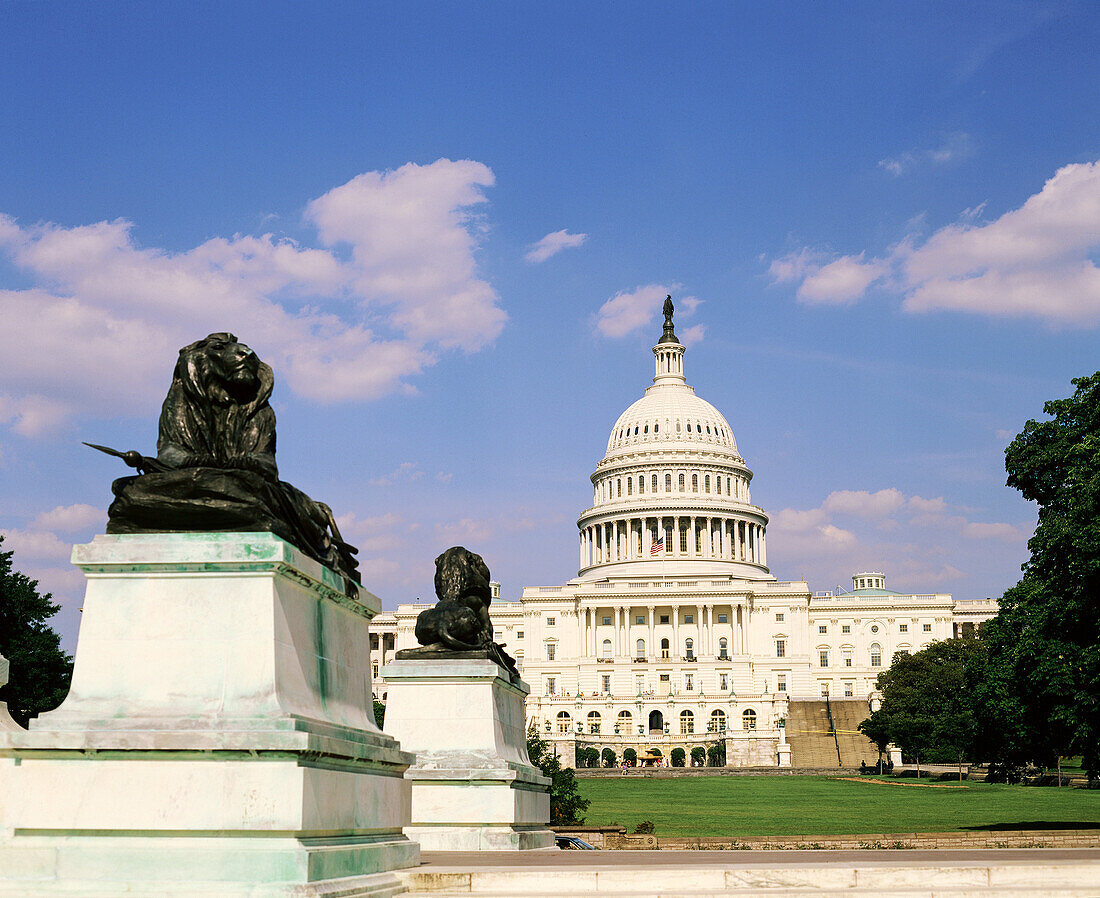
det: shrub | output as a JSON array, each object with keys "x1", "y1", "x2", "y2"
[
  {"x1": 633, "y1": 820, "x2": 655, "y2": 834},
  {"x1": 526, "y1": 725, "x2": 589, "y2": 825},
  {"x1": 623, "y1": 748, "x2": 637, "y2": 765},
  {"x1": 601, "y1": 747, "x2": 617, "y2": 768},
  {"x1": 690, "y1": 746, "x2": 706, "y2": 767},
  {"x1": 671, "y1": 747, "x2": 686, "y2": 767},
  {"x1": 707, "y1": 741, "x2": 726, "y2": 766}
]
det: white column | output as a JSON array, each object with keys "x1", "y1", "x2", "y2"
[
  {"x1": 673, "y1": 604, "x2": 680, "y2": 659},
  {"x1": 761, "y1": 527, "x2": 767, "y2": 566},
  {"x1": 705, "y1": 517, "x2": 713, "y2": 558},
  {"x1": 619, "y1": 606, "x2": 626, "y2": 656},
  {"x1": 672, "y1": 516, "x2": 680, "y2": 556},
  {"x1": 647, "y1": 606, "x2": 655, "y2": 659}
]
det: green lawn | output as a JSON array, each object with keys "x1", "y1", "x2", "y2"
[{"x1": 579, "y1": 775, "x2": 1100, "y2": 837}]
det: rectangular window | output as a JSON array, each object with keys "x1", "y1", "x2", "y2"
[
  {"x1": 546, "y1": 678, "x2": 555, "y2": 695},
  {"x1": 602, "y1": 616, "x2": 611, "y2": 625},
  {"x1": 923, "y1": 623, "x2": 932, "y2": 632},
  {"x1": 776, "y1": 639, "x2": 786, "y2": 658},
  {"x1": 685, "y1": 675, "x2": 693, "y2": 691},
  {"x1": 372, "y1": 663, "x2": 379, "y2": 677},
  {"x1": 720, "y1": 673, "x2": 728, "y2": 690},
  {"x1": 636, "y1": 615, "x2": 645, "y2": 625},
  {"x1": 819, "y1": 650, "x2": 829, "y2": 667},
  {"x1": 818, "y1": 625, "x2": 827, "y2": 634},
  {"x1": 845, "y1": 658, "x2": 852, "y2": 667},
  {"x1": 602, "y1": 675, "x2": 611, "y2": 693},
  {"x1": 899, "y1": 624, "x2": 908, "y2": 633},
  {"x1": 617, "y1": 480, "x2": 621, "y2": 497},
  {"x1": 546, "y1": 617, "x2": 555, "y2": 626},
  {"x1": 659, "y1": 674, "x2": 670, "y2": 684},
  {"x1": 777, "y1": 676, "x2": 787, "y2": 692},
  {"x1": 775, "y1": 613, "x2": 784, "y2": 622},
  {"x1": 679, "y1": 528, "x2": 688, "y2": 552},
  {"x1": 517, "y1": 630, "x2": 524, "y2": 639},
  {"x1": 845, "y1": 683, "x2": 854, "y2": 697},
  {"x1": 841, "y1": 625, "x2": 850, "y2": 634},
  {"x1": 685, "y1": 614, "x2": 694, "y2": 624},
  {"x1": 871, "y1": 651, "x2": 882, "y2": 667},
  {"x1": 660, "y1": 614, "x2": 670, "y2": 624},
  {"x1": 636, "y1": 675, "x2": 644, "y2": 691},
  {"x1": 718, "y1": 613, "x2": 727, "y2": 623},
  {"x1": 546, "y1": 644, "x2": 556, "y2": 661}
]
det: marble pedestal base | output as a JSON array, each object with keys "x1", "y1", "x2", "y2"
[
  {"x1": 382, "y1": 658, "x2": 554, "y2": 851},
  {"x1": 0, "y1": 533, "x2": 418, "y2": 897}
]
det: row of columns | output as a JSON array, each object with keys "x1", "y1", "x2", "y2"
[
  {"x1": 579, "y1": 516, "x2": 766, "y2": 568},
  {"x1": 576, "y1": 602, "x2": 750, "y2": 660},
  {"x1": 596, "y1": 473, "x2": 748, "y2": 504}
]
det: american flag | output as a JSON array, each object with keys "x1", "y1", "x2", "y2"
[{"x1": 650, "y1": 537, "x2": 664, "y2": 555}]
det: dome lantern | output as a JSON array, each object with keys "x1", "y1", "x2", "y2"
[{"x1": 653, "y1": 295, "x2": 686, "y2": 386}]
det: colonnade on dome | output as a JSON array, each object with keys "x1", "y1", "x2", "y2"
[{"x1": 579, "y1": 515, "x2": 766, "y2": 569}]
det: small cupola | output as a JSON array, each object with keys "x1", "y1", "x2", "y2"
[
  {"x1": 653, "y1": 295, "x2": 686, "y2": 385},
  {"x1": 853, "y1": 572, "x2": 886, "y2": 590}
]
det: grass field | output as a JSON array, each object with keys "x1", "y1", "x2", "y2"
[{"x1": 579, "y1": 776, "x2": 1100, "y2": 837}]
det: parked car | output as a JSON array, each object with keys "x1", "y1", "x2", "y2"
[{"x1": 555, "y1": 836, "x2": 599, "y2": 850}]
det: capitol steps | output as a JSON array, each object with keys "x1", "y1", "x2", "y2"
[{"x1": 784, "y1": 700, "x2": 878, "y2": 768}]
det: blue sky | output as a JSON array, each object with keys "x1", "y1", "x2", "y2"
[{"x1": 1, "y1": 3, "x2": 1098, "y2": 651}]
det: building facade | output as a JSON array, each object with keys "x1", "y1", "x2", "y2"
[{"x1": 370, "y1": 308, "x2": 998, "y2": 765}]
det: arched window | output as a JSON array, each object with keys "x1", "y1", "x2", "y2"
[
  {"x1": 685, "y1": 638, "x2": 694, "y2": 659},
  {"x1": 716, "y1": 477, "x2": 721, "y2": 495},
  {"x1": 678, "y1": 473, "x2": 685, "y2": 491},
  {"x1": 710, "y1": 709, "x2": 727, "y2": 732},
  {"x1": 601, "y1": 638, "x2": 612, "y2": 660},
  {"x1": 654, "y1": 423, "x2": 659, "y2": 433},
  {"x1": 692, "y1": 474, "x2": 699, "y2": 492},
  {"x1": 617, "y1": 709, "x2": 633, "y2": 733},
  {"x1": 617, "y1": 479, "x2": 622, "y2": 497},
  {"x1": 637, "y1": 476, "x2": 644, "y2": 494},
  {"x1": 652, "y1": 474, "x2": 658, "y2": 492},
  {"x1": 718, "y1": 637, "x2": 728, "y2": 659},
  {"x1": 587, "y1": 710, "x2": 601, "y2": 734},
  {"x1": 870, "y1": 643, "x2": 882, "y2": 667},
  {"x1": 635, "y1": 638, "x2": 646, "y2": 660},
  {"x1": 680, "y1": 709, "x2": 695, "y2": 734},
  {"x1": 627, "y1": 478, "x2": 632, "y2": 496},
  {"x1": 665, "y1": 473, "x2": 672, "y2": 492},
  {"x1": 742, "y1": 709, "x2": 757, "y2": 730},
  {"x1": 705, "y1": 475, "x2": 711, "y2": 493},
  {"x1": 676, "y1": 420, "x2": 681, "y2": 433},
  {"x1": 660, "y1": 637, "x2": 670, "y2": 659},
  {"x1": 556, "y1": 711, "x2": 572, "y2": 734}
]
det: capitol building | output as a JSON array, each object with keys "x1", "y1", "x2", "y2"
[{"x1": 371, "y1": 303, "x2": 997, "y2": 766}]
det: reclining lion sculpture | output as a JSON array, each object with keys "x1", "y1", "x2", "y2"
[
  {"x1": 398, "y1": 546, "x2": 518, "y2": 679},
  {"x1": 97, "y1": 333, "x2": 359, "y2": 590}
]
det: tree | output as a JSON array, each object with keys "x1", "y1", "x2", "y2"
[
  {"x1": 601, "y1": 747, "x2": 616, "y2": 768},
  {"x1": 0, "y1": 536, "x2": 73, "y2": 727},
  {"x1": 690, "y1": 745, "x2": 706, "y2": 767},
  {"x1": 623, "y1": 747, "x2": 637, "y2": 766},
  {"x1": 373, "y1": 699, "x2": 385, "y2": 729},
  {"x1": 987, "y1": 372, "x2": 1100, "y2": 777},
  {"x1": 859, "y1": 639, "x2": 987, "y2": 779},
  {"x1": 670, "y1": 746, "x2": 685, "y2": 767},
  {"x1": 526, "y1": 724, "x2": 589, "y2": 824},
  {"x1": 706, "y1": 741, "x2": 725, "y2": 767}
]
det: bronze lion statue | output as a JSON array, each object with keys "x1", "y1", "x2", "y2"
[
  {"x1": 399, "y1": 546, "x2": 518, "y2": 678},
  {"x1": 101, "y1": 333, "x2": 359, "y2": 589}
]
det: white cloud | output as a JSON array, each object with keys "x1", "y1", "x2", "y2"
[
  {"x1": 797, "y1": 254, "x2": 891, "y2": 305},
  {"x1": 0, "y1": 528, "x2": 72, "y2": 563},
  {"x1": 879, "y1": 133, "x2": 974, "y2": 177},
  {"x1": 595, "y1": 283, "x2": 700, "y2": 339},
  {"x1": 767, "y1": 487, "x2": 1032, "y2": 591},
  {"x1": 822, "y1": 488, "x2": 906, "y2": 517},
  {"x1": 769, "y1": 160, "x2": 1100, "y2": 325},
  {"x1": 435, "y1": 517, "x2": 495, "y2": 546},
  {"x1": 0, "y1": 159, "x2": 507, "y2": 436},
  {"x1": 679, "y1": 324, "x2": 706, "y2": 347},
  {"x1": 368, "y1": 461, "x2": 425, "y2": 487},
  {"x1": 524, "y1": 229, "x2": 587, "y2": 263},
  {"x1": 31, "y1": 503, "x2": 104, "y2": 533}
]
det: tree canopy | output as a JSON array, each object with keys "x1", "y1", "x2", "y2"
[
  {"x1": 987, "y1": 371, "x2": 1100, "y2": 776},
  {"x1": 0, "y1": 535, "x2": 74, "y2": 726},
  {"x1": 860, "y1": 638, "x2": 987, "y2": 768}
]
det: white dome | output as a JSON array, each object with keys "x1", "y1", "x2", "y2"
[{"x1": 605, "y1": 384, "x2": 739, "y2": 460}]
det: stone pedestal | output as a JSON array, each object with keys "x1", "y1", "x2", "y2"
[
  {"x1": 382, "y1": 657, "x2": 554, "y2": 850},
  {"x1": 0, "y1": 533, "x2": 418, "y2": 897},
  {"x1": 777, "y1": 738, "x2": 792, "y2": 767}
]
